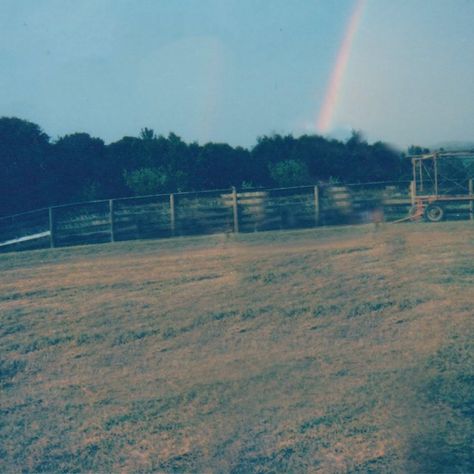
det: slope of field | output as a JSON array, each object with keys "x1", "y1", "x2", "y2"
[{"x1": 1, "y1": 223, "x2": 473, "y2": 473}]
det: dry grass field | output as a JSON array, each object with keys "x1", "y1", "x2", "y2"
[{"x1": 1, "y1": 222, "x2": 473, "y2": 473}]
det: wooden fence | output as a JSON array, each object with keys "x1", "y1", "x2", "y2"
[{"x1": 0, "y1": 180, "x2": 470, "y2": 253}]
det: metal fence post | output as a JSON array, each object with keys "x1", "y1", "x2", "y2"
[
  {"x1": 48, "y1": 207, "x2": 55, "y2": 248},
  {"x1": 314, "y1": 185, "x2": 320, "y2": 226},
  {"x1": 109, "y1": 199, "x2": 115, "y2": 242},
  {"x1": 232, "y1": 186, "x2": 239, "y2": 233}
]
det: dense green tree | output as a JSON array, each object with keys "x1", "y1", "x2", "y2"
[
  {"x1": 0, "y1": 117, "x2": 51, "y2": 215},
  {"x1": 104, "y1": 136, "x2": 148, "y2": 198},
  {"x1": 194, "y1": 143, "x2": 250, "y2": 189},
  {"x1": 124, "y1": 167, "x2": 168, "y2": 196},
  {"x1": 290, "y1": 134, "x2": 346, "y2": 181},
  {"x1": 408, "y1": 145, "x2": 431, "y2": 156},
  {"x1": 161, "y1": 133, "x2": 193, "y2": 191},
  {"x1": 250, "y1": 134, "x2": 298, "y2": 185},
  {"x1": 0, "y1": 115, "x2": 440, "y2": 217},
  {"x1": 269, "y1": 159, "x2": 310, "y2": 187},
  {"x1": 51, "y1": 133, "x2": 106, "y2": 203}
]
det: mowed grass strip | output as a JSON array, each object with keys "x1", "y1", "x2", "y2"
[{"x1": 0, "y1": 223, "x2": 473, "y2": 472}]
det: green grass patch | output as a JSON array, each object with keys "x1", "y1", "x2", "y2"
[{"x1": 347, "y1": 300, "x2": 395, "y2": 318}]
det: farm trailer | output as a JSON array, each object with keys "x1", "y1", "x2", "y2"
[{"x1": 408, "y1": 151, "x2": 474, "y2": 222}]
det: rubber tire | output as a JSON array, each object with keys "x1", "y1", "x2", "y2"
[{"x1": 425, "y1": 204, "x2": 444, "y2": 222}]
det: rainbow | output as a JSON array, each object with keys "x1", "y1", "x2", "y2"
[{"x1": 316, "y1": 0, "x2": 367, "y2": 134}]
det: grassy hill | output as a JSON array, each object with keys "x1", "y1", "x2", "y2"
[{"x1": 1, "y1": 223, "x2": 473, "y2": 473}]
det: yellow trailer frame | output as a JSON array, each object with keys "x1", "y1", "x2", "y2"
[{"x1": 409, "y1": 151, "x2": 474, "y2": 222}]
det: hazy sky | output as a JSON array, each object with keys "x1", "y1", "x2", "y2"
[{"x1": 1, "y1": 0, "x2": 473, "y2": 149}]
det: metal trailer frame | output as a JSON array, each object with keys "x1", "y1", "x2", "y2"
[{"x1": 409, "y1": 151, "x2": 474, "y2": 222}]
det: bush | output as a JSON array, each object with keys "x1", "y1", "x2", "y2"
[
  {"x1": 123, "y1": 167, "x2": 168, "y2": 196},
  {"x1": 269, "y1": 160, "x2": 311, "y2": 187}
]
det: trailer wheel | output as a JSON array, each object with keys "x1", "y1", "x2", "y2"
[{"x1": 425, "y1": 204, "x2": 444, "y2": 222}]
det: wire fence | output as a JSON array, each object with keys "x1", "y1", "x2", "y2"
[{"x1": 0, "y1": 180, "x2": 471, "y2": 253}]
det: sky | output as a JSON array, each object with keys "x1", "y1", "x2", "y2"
[{"x1": 1, "y1": 0, "x2": 473, "y2": 149}]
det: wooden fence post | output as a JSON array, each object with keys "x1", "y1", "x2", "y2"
[
  {"x1": 169, "y1": 193, "x2": 176, "y2": 235},
  {"x1": 48, "y1": 207, "x2": 55, "y2": 248},
  {"x1": 232, "y1": 186, "x2": 239, "y2": 233},
  {"x1": 469, "y1": 179, "x2": 473, "y2": 222},
  {"x1": 410, "y1": 180, "x2": 416, "y2": 206},
  {"x1": 314, "y1": 185, "x2": 320, "y2": 226},
  {"x1": 109, "y1": 199, "x2": 115, "y2": 242}
]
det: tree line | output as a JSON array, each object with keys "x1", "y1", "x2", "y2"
[{"x1": 0, "y1": 116, "x2": 413, "y2": 216}]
